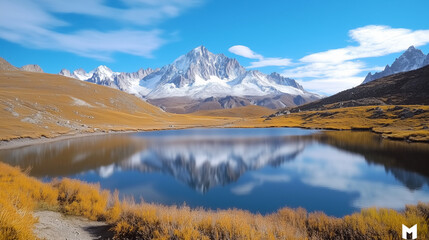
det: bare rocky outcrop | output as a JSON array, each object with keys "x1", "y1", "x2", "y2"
[
  {"x1": 20, "y1": 64, "x2": 44, "y2": 73},
  {"x1": 0, "y1": 57, "x2": 19, "y2": 71}
]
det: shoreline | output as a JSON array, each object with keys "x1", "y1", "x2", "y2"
[
  {"x1": 1, "y1": 123, "x2": 428, "y2": 151},
  {"x1": 0, "y1": 130, "x2": 138, "y2": 150}
]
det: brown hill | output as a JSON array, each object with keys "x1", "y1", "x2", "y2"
[
  {"x1": 191, "y1": 105, "x2": 276, "y2": 118},
  {"x1": 0, "y1": 57, "x2": 18, "y2": 71},
  {"x1": 0, "y1": 70, "x2": 235, "y2": 141},
  {"x1": 287, "y1": 65, "x2": 429, "y2": 112}
]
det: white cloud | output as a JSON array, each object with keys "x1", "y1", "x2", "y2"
[
  {"x1": 229, "y1": 45, "x2": 292, "y2": 68},
  {"x1": 249, "y1": 58, "x2": 293, "y2": 68},
  {"x1": 284, "y1": 61, "x2": 366, "y2": 79},
  {"x1": 301, "y1": 25, "x2": 429, "y2": 63},
  {"x1": 0, "y1": 0, "x2": 203, "y2": 60},
  {"x1": 280, "y1": 25, "x2": 429, "y2": 95},
  {"x1": 231, "y1": 173, "x2": 290, "y2": 195},
  {"x1": 297, "y1": 77, "x2": 364, "y2": 95},
  {"x1": 284, "y1": 145, "x2": 429, "y2": 209},
  {"x1": 228, "y1": 45, "x2": 263, "y2": 59}
]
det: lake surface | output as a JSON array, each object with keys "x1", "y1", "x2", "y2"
[{"x1": 1, "y1": 128, "x2": 429, "y2": 217}]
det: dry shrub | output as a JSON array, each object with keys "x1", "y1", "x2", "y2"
[
  {"x1": 0, "y1": 193, "x2": 36, "y2": 240},
  {"x1": 106, "y1": 190, "x2": 122, "y2": 223},
  {"x1": 113, "y1": 203, "x2": 305, "y2": 240},
  {"x1": 306, "y1": 212, "x2": 344, "y2": 240},
  {"x1": 54, "y1": 178, "x2": 108, "y2": 220},
  {"x1": 113, "y1": 203, "x2": 165, "y2": 239},
  {"x1": 0, "y1": 162, "x2": 57, "y2": 240}
]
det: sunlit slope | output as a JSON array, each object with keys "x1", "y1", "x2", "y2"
[
  {"x1": 0, "y1": 71, "x2": 235, "y2": 140},
  {"x1": 232, "y1": 105, "x2": 429, "y2": 142},
  {"x1": 191, "y1": 105, "x2": 276, "y2": 118}
]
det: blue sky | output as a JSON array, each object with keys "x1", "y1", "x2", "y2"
[{"x1": 1, "y1": 0, "x2": 429, "y2": 95}]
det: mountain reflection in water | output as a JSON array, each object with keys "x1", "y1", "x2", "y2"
[{"x1": 0, "y1": 128, "x2": 428, "y2": 216}]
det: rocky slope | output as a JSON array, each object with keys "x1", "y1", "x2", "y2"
[
  {"x1": 0, "y1": 57, "x2": 18, "y2": 71},
  {"x1": 20, "y1": 64, "x2": 43, "y2": 73}
]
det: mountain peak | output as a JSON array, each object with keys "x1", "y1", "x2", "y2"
[
  {"x1": 20, "y1": 64, "x2": 43, "y2": 73},
  {"x1": 0, "y1": 57, "x2": 18, "y2": 71},
  {"x1": 362, "y1": 46, "x2": 428, "y2": 84},
  {"x1": 186, "y1": 45, "x2": 211, "y2": 59},
  {"x1": 401, "y1": 45, "x2": 424, "y2": 57},
  {"x1": 74, "y1": 68, "x2": 87, "y2": 74},
  {"x1": 59, "y1": 69, "x2": 72, "y2": 77},
  {"x1": 193, "y1": 45, "x2": 207, "y2": 52},
  {"x1": 406, "y1": 45, "x2": 416, "y2": 51},
  {"x1": 95, "y1": 65, "x2": 112, "y2": 73}
]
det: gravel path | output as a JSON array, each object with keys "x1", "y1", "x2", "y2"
[{"x1": 34, "y1": 211, "x2": 113, "y2": 240}]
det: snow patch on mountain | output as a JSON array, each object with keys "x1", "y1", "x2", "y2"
[
  {"x1": 59, "y1": 66, "x2": 157, "y2": 98},
  {"x1": 363, "y1": 46, "x2": 429, "y2": 84},
  {"x1": 141, "y1": 46, "x2": 315, "y2": 99}
]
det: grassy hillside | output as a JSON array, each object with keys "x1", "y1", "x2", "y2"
[
  {"x1": 0, "y1": 71, "x2": 240, "y2": 141},
  {"x1": 191, "y1": 105, "x2": 276, "y2": 118},
  {"x1": 233, "y1": 105, "x2": 429, "y2": 142}
]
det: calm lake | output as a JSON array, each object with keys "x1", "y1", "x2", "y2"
[{"x1": 1, "y1": 128, "x2": 429, "y2": 217}]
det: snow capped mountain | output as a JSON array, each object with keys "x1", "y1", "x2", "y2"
[
  {"x1": 363, "y1": 46, "x2": 429, "y2": 84},
  {"x1": 116, "y1": 136, "x2": 305, "y2": 192},
  {"x1": 59, "y1": 66, "x2": 157, "y2": 97},
  {"x1": 59, "y1": 46, "x2": 320, "y2": 112},
  {"x1": 141, "y1": 46, "x2": 312, "y2": 99}
]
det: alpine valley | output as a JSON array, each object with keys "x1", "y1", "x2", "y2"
[{"x1": 59, "y1": 46, "x2": 321, "y2": 113}]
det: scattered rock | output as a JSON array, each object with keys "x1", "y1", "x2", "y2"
[
  {"x1": 388, "y1": 106, "x2": 404, "y2": 111},
  {"x1": 319, "y1": 111, "x2": 339, "y2": 117},
  {"x1": 414, "y1": 109, "x2": 426, "y2": 115},
  {"x1": 398, "y1": 109, "x2": 415, "y2": 119},
  {"x1": 20, "y1": 64, "x2": 43, "y2": 73},
  {"x1": 369, "y1": 107, "x2": 387, "y2": 119}
]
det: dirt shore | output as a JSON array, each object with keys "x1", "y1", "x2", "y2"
[
  {"x1": 0, "y1": 130, "x2": 137, "y2": 150},
  {"x1": 34, "y1": 211, "x2": 113, "y2": 240}
]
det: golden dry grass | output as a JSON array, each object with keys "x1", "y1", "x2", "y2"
[
  {"x1": 0, "y1": 162, "x2": 57, "y2": 240},
  {"x1": 1, "y1": 70, "x2": 428, "y2": 143},
  {"x1": 191, "y1": 105, "x2": 276, "y2": 118},
  {"x1": 232, "y1": 105, "x2": 429, "y2": 142},
  {"x1": 0, "y1": 162, "x2": 428, "y2": 240},
  {"x1": 0, "y1": 71, "x2": 240, "y2": 141}
]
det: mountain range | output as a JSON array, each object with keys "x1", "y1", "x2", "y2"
[
  {"x1": 59, "y1": 46, "x2": 321, "y2": 113},
  {"x1": 362, "y1": 46, "x2": 429, "y2": 84}
]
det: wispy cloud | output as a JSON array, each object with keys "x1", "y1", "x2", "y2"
[
  {"x1": 290, "y1": 25, "x2": 429, "y2": 95},
  {"x1": 0, "y1": 0, "x2": 203, "y2": 60},
  {"x1": 285, "y1": 146, "x2": 429, "y2": 209},
  {"x1": 301, "y1": 25, "x2": 429, "y2": 63},
  {"x1": 231, "y1": 173, "x2": 290, "y2": 195},
  {"x1": 230, "y1": 25, "x2": 429, "y2": 95},
  {"x1": 228, "y1": 45, "x2": 292, "y2": 68}
]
